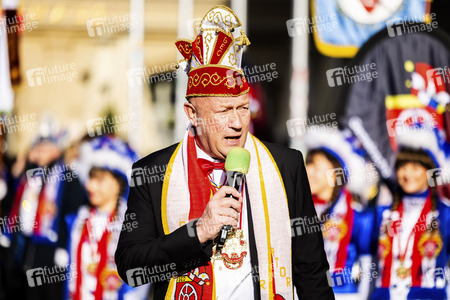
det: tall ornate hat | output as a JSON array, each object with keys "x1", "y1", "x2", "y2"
[{"x1": 176, "y1": 5, "x2": 251, "y2": 98}]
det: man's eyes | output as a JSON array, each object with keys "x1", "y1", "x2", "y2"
[{"x1": 216, "y1": 106, "x2": 249, "y2": 113}]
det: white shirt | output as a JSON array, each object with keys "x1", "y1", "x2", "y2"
[{"x1": 195, "y1": 143, "x2": 255, "y2": 300}]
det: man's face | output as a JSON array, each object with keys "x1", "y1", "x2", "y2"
[{"x1": 185, "y1": 94, "x2": 250, "y2": 160}]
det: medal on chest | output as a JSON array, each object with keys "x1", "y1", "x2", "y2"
[
  {"x1": 418, "y1": 231, "x2": 443, "y2": 259},
  {"x1": 323, "y1": 218, "x2": 348, "y2": 242},
  {"x1": 100, "y1": 262, "x2": 123, "y2": 291},
  {"x1": 212, "y1": 227, "x2": 248, "y2": 270}
]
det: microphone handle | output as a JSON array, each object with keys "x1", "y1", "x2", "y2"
[{"x1": 217, "y1": 171, "x2": 244, "y2": 248}]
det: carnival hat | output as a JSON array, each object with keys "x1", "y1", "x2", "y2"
[
  {"x1": 176, "y1": 5, "x2": 251, "y2": 98},
  {"x1": 78, "y1": 135, "x2": 139, "y2": 186}
]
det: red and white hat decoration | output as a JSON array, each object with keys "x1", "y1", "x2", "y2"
[{"x1": 175, "y1": 5, "x2": 251, "y2": 98}]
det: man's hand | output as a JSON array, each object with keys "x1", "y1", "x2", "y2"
[{"x1": 196, "y1": 186, "x2": 242, "y2": 244}]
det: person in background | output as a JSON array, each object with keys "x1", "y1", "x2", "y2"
[
  {"x1": 372, "y1": 108, "x2": 450, "y2": 300},
  {"x1": 61, "y1": 135, "x2": 149, "y2": 300},
  {"x1": 305, "y1": 127, "x2": 378, "y2": 300},
  {"x1": 0, "y1": 129, "x2": 87, "y2": 300}
]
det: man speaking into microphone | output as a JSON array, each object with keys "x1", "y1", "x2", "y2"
[{"x1": 115, "y1": 5, "x2": 333, "y2": 300}]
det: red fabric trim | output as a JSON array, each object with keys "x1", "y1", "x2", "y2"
[
  {"x1": 175, "y1": 131, "x2": 214, "y2": 298},
  {"x1": 209, "y1": 32, "x2": 232, "y2": 65},
  {"x1": 186, "y1": 66, "x2": 249, "y2": 98},
  {"x1": 192, "y1": 35, "x2": 204, "y2": 65},
  {"x1": 33, "y1": 185, "x2": 47, "y2": 235},
  {"x1": 75, "y1": 208, "x2": 116, "y2": 300},
  {"x1": 175, "y1": 40, "x2": 192, "y2": 61},
  {"x1": 7, "y1": 177, "x2": 27, "y2": 231},
  {"x1": 334, "y1": 190, "x2": 355, "y2": 270},
  {"x1": 380, "y1": 193, "x2": 432, "y2": 287}
]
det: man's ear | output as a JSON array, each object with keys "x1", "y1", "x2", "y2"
[{"x1": 184, "y1": 101, "x2": 198, "y2": 126}]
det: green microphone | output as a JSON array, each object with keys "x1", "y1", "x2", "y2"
[{"x1": 217, "y1": 147, "x2": 251, "y2": 248}]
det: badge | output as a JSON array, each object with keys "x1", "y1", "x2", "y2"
[
  {"x1": 100, "y1": 266, "x2": 123, "y2": 291},
  {"x1": 323, "y1": 219, "x2": 348, "y2": 242},
  {"x1": 418, "y1": 231, "x2": 443, "y2": 259},
  {"x1": 86, "y1": 262, "x2": 98, "y2": 275},
  {"x1": 212, "y1": 228, "x2": 247, "y2": 270},
  {"x1": 378, "y1": 234, "x2": 391, "y2": 260}
]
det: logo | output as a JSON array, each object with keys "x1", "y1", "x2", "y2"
[
  {"x1": 128, "y1": 167, "x2": 145, "y2": 187},
  {"x1": 86, "y1": 18, "x2": 105, "y2": 37},
  {"x1": 26, "y1": 168, "x2": 45, "y2": 187},
  {"x1": 86, "y1": 117, "x2": 105, "y2": 137},
  {"x1": 327, "y1": 168, "x2": 346, "y2": 187},
  {"x1": 26, "y1": 268, "x2": 46, "y2": 287},
  {"x1": 179, "y1": 283, "x2": 198, "y2": 300},
  {"x1": 26, "y1": 68, "x2": 45, "y2": 87},
  {"x1": 127, "y1": 68, "x2": 146, "y2": 87},
  {"x1": 386, "y1": 13, "x2": 438, "y2": 37},
  {"x1": 326, "y1": 68, "x2": 345, "y2": 87},
  {"x1": 427, "y1": 168, "x2": 443, "y2": 187},
  {"x1": 126, "y1": 268, "x2": 146, "y2": 287},
  {"x1": 326, "y1": 64, "x2": 378, "y2": 87},
  {"x1": 426, "y1": 67, "x2": 449, "y2": 87}
]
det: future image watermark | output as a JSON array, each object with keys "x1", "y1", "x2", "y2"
[
  {"x1": 87, "y1": 14, "x2": 137, "y2": 37},
  {"x1": 127, "y1": 63, "x2": 178, "y2": 87},
  {"x1": 126, "y1": 263, "x2": 177, "y2": 287},
  {"x1": 286, "y1": 13, "x2": 337, "y2": 37},
  {"x1": 386, "y1": 13, "x2": 438, "y2": 37},
  {"x1": 427, "y1": 168, "x2": 450, "y2": 188},
  {"x1": 386, "y1": 212, "x2": 438, "y2": 238},
  {"x1": 326, "y1": 163, "x2": 378, "y2": 188},
  {"x1": 127, "y1": 163, "x2": 173, "y2": 187},
  {"x1": 0, "y1": 215, "x2": 37, "y2": 236},
  {"x1": 386, "y1": 112, "x2": 438, "y2": 138},
  {"x1": 0, "y1": 113, "x2": 38, "y2": 136},
  {"x1": 291, "y1": 213, "x2": 340, "y2": 238},
  {"x1": 87, "y1": 212, "x2": 138, "y2": 234},
  {"x1": 426, "y1": 66, "x2": 450, "y2": 87},
  {"x1": 327, "y1": 263, "x2": 378, "y2": 287},
  {"x1": 26, "y1": 63, "x2": 78, "y2": 87},
  {"x1": 286, "y1": 113, "x2": 338, "y2": 138},
  {"x1": 25, "y1": 163, "x2": 78, "y2": 187},
  {"x1": 26, "y1": 263, "x2": 77, "y2": 287},
  {"x1": 326, "y1": 63, "x2": 378, "y2": 87},
  {"x1": 242, "y1": 63, "x2": 278, "y2": 84},
  {"x1": 0, "y1": 12, "x2": 38, "y2": 36},
  {"x1": 86, "y1": 113, "x2": 138, "y2": 137}
]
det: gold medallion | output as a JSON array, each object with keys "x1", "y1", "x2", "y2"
[
  {"x1": 212, "y1": 228, "x2": 247, "y2": 270},
  {"x1": 396, "y1": 263, "x2": 411, "y2": 279},
  {"x1": 86, "y1": 262, "x2": 98, "y2": 275}
]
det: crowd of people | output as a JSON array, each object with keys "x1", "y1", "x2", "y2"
[{"x1": 0, "y1": 4, "x2": 449, "y2": 300}]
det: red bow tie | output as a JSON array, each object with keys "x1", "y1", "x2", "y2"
[{"x1": 197, "y1": 158, "x2": 225, "y2": 175}]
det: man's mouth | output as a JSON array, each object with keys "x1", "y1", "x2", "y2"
[{"x1": 225, "y1": 135, "x2": 241, "y2": 144}]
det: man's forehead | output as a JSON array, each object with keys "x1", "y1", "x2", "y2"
[{"x1": 191, "y1": 94, "x2": 249, "y2": 108}]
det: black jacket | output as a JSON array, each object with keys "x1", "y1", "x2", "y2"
[{"x1": 115, "y1": 141, "x2": 334, "y2": 300}]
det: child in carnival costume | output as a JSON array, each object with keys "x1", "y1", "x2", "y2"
[
  {"x1": 61, "y1": 135, "x2": 149, "y2": 300},
  {"x1": 372, "y1": 108, "x2": 450, "y2": 300},
  {"x1": 305, "y1": 127, "x2": 378, "y2": 300}
]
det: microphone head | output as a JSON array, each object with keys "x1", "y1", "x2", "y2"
[{"x1": 225, "y1": 147, "x2": 251, "y2": 174}]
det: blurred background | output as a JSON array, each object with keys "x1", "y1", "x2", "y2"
[{"x1": 1, "y1": 0, "x2": 450, "y2": 299}]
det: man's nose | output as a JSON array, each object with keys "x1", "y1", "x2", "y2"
[{"x1": 228, "y1": 110, "x2": 243, "y2": 130}]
